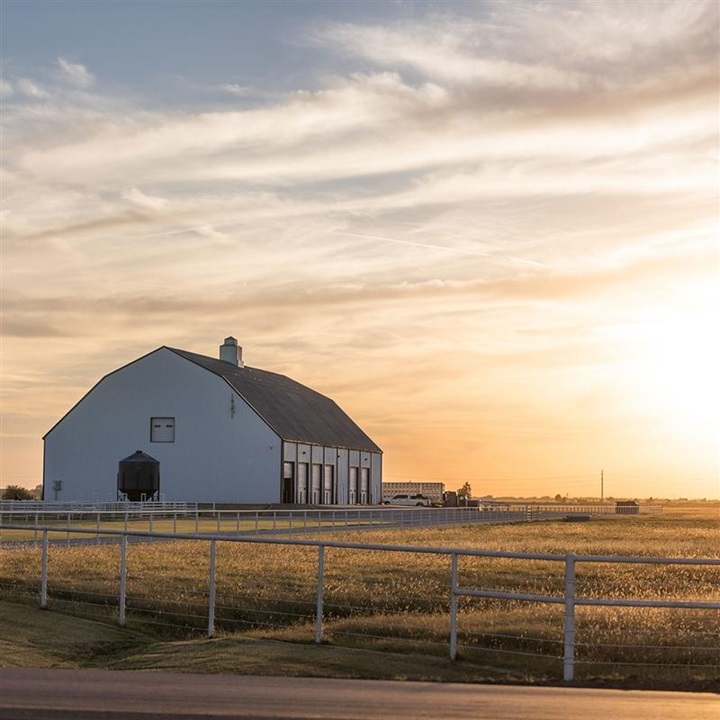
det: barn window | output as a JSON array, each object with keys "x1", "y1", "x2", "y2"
[{"x1": 150, "y1": 417, "x2": 175, "y2": 443}]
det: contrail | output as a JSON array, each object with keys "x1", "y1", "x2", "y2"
[
  {"x1": 336, "y1": 230, "x2": 545, "y2": 267},
  {"x1": 335, "y1": 230, "x2": 492, "y2": 256}
]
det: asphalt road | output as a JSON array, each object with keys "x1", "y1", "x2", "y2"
[{"x1": 0, "y1": 669, "x2": 717, "y2": 720}]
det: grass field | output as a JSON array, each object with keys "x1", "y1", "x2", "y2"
[
  {"x1": 0, "y1": 502, "x2": 717, "y2": 689},
  {"x1": 0, "y1": 599, "x2": 538, "y2": 685}
]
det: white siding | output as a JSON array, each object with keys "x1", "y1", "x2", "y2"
[{"x1": 43, "y1": 348, "x2": 280, "y2": 503}]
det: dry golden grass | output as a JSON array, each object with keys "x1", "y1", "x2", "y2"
[{"x1": 0, "y1": 504, "x2": 717, "y2": 684}]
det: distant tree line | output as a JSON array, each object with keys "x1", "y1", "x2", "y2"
[{"x1": 1, "y1": 485, "x2": 38, "y2": 500}]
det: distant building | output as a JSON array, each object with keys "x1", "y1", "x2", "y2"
[
  {"x1": 43, "y1": 337, "x2": 382, "y2": 504},
  {"x1": 382, "y1": 481, "x2": 444, "y2": 504},
  {"x1": 615, "y1": 500, "x2": 640, "y2": 515}
]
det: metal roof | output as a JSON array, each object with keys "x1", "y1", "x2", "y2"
[{"x1": 168, "y1": 348, "x2": 382, "y2": 453}]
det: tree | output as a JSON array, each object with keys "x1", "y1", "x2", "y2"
[
  {"x1": 2, "y1": 485, "x2": 35, "y2": 500},
  {"x1": 457, "y1": 482, "x2": 472, "y2": 505}
]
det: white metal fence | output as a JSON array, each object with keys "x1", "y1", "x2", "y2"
[
  {"x1": 0, "y1": 506, "x2": 533, "y2": 539},
  {"x1": 0, "y1": 500, "x2": 195, "y2": 518},
  {"x1": 0, "y1": 503, "x2": 663, "y2": 539},
  {"x1": 1, "y1": 523, "x2": 717, "y2": 682}
]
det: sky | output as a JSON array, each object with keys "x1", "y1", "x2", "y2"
[{"x1": 1, "y1": 0, "x2": 718, "y2": 500}]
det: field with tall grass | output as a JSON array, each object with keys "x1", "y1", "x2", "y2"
[{"x1": 0, "y1": 503, "x2": 717, "y2": 688}]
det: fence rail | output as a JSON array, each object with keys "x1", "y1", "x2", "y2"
[
  {"x1": 1, "y1": 523, "x2": 717, "y2": 682},
  {"x1": 0, "y1": 500, "x2": 196, "y2": 515},
  {"x1": 0, "y1": 503, "x2": 663, "y2": 539},
  {"x1": 0, "y1": 506, "x2": 534, "y2": 538}
]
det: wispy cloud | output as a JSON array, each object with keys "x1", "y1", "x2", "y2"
[
  {"x1": 15, "y1": 78, "x2": 49, "y2": 98},
  {"x1": 218, "y1": 83, "x2": 252, "y2": 97},
  {"x1": 57, "y1": 57, "x2": 94, "y2": 88},
  {"x1": 311, "y1": 1, "x2": 717, "y2": 88}
]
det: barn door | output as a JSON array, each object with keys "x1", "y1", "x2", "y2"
[
  {"x1": 282, "y1": 462, "x2": 295, "y2": 504},
  {"x1": 349, "y1": 467, "x2": 358, "y2": 505},
  {"x1": 297, "y1": 463, "x2": 309, "y2": 504},
  {"x1": 360, "y1": 467, "x2": 369, "y2": 504},
  {"x1": 311, "y1": 464, "x2": 322, "y2": 504},
  {"x1": 323, "y1": 465, "x2": 334, "y2": 505}
]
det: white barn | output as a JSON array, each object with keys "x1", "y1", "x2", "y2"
[{"x1": 43, "y1": 338, "x2": 383, "y2": 504}]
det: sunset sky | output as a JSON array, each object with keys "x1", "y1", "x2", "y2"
[{"x1": 1, "y1": 0, "x2": 718, "y2": 499}]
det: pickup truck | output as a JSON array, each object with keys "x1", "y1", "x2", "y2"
[{"x1": 383, "y1": 493, "x2": 432, "y2": 507}]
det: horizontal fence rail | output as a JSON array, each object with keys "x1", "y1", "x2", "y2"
[
  {"x1": 0, "y1": 503, "x2": 663, "y2": 539},
  {"x1": 0, "y1": 506, "x2": 536, "y2": 539},
  {"x1": 0, "y1": 500, "x2": 196, "y2": 514},
  {"x1": 1, "y1": 522, "x2": 717, "y2": 683}
]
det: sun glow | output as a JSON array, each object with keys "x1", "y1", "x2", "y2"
[{"x1": 625, "y1": 293, "x2": 720, "y2": 435}]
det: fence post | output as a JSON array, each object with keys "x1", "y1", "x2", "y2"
[
  {"x1": 173, "y1": 511, "x2": 177, "y2": 534},
  {"x1": 119, "y1": 534, "x2": 127, "y2": 626},
  {"x1": 563, "y1": 553, "x2": 576, "y2": 681},
  {"x1": 449, "y1": 553, "x2": 459, "y2": 660},
  {"x1": 208, "y1": 539, "x2": 216, "y2": 638},
  {"x1": 40, "y1": 530, "x2": 49, "y2": 609},
  {"x1": 315, "y1": 545, "x2": 325, "y2": 644}
]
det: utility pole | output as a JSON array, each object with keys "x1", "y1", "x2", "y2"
[{"x1": 601, "y1": 469, "x2": 604, "y2": 503}]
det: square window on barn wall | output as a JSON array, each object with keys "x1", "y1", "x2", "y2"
[{"x1": 150, "y1": 417, "x2": 175, "y2": 443}]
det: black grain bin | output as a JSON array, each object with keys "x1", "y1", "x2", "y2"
[{"x1": 117, "y1": 450, "x2": 160, "y2": 501}]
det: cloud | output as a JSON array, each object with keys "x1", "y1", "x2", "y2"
[
  {"x1": 312, "y1": 1, "x2": 718, "y2": 86},
  {"x1": 0, "y1": 78, "x2": 13, "y2": 96},
  {"x1": 16, "y1": 78, "x2": 49, "y2": 98},
  {"x1": 312, "y1": 21, "x2": 583, "y2": 90},
  {"x1": 4, "y1": 239, "x2": 713, "y2": 337},
  {"x1": 10, "y1": 78, "x2": 706, "y2": 200},
  {"x1": 218, "y1": 83, "x2": 252, "y2": 97},
  {"x1": 57, "y1": 57, "x2": 94, "y2": 88},
  {"x1": 309, "y1": 0, "x2": 718, "y2": 122},
  {"x1": 122, "y1": 187, "x2": 170, "y2": 210}
]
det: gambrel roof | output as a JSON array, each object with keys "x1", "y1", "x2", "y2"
[{"x1": 168, "y1": 348, "x2": 382, "y2": 453}]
